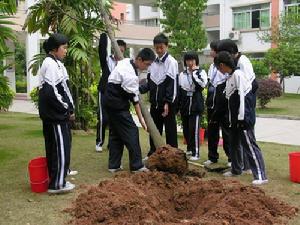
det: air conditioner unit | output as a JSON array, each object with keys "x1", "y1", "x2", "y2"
[{"x1": 228, "y1": 31, "x2": 240, "y2": 41}]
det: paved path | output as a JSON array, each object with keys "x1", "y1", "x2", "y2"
[
  {"x1": 8, "y1": 99, "x2": 300, "y2": 146},
  {"x1": 9, "y1": 99, "x2": 38, "y2": 115},
  {"x1": 255, "y1": 117, "x2": 300, "y2": 146}
]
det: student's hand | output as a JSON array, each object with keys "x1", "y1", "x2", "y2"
[
  {"x1": 162, "y1": 103, "x2": 169, "y2": 117},
  {"x1": 69, "y1": 113, "x2": 75, "y2": 121},
  {"x1": 140, "y1": 118, "x2": 148, "y2": 132},
  {"x1": 192, "y1": 65, "x2": 198, "y2": 71},
  {"x1": 237, "y1": 120, "x2": 247, "y2": 130}
]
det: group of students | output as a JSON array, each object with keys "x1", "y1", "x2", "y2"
[
  {"x1": 96, "y1": 32, "x2": 268, "y2": 185},
  {"x1": 38, "y1": 32, "x2": 268, "y2": 194}
]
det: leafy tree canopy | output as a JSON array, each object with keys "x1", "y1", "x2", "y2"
[
  {"x1": 158, "y1": 0, "x2": 208, "y2": 59},
  {"x1": 261, "y1": 12, "x2": 300, "y2": 78}
]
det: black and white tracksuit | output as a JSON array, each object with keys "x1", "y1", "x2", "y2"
[
  {"x1": 96, "y1": 33, "x2": 117, "y2": 148},
  {"x1": 235, "y1": 54, "x2": 259, "y2": 170},
  {"x1": 206, "y1": 64, "x2": 231, "y2": 163},
  {"x1": 38, "y1": 55, "x2": 74, "y2": 190},
  {"x1": 225, "y1": 69, "x2": 267, "y2": 181},
  {"x1": 104, "y1": 58, "x2": 144, "y2": 171},
  {"x1": 178, "y1": 69, "x2": 207, "y2": 158},
  {"x1": 140, "y1": 52, "x2": 178, "y2": 156}
]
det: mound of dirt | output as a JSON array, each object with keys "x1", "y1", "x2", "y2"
[
  {"x1": 67, "y1": 172, "x2": 298, "y2": 225},
  {"x1": 146, "y1": 145, "x2": 188, "y2": 176}
]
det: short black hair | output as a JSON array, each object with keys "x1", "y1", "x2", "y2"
[
  {"x1": 153, "y1": 33, "x2": 168, "y2": 45},
  {"x1": 183, "y1": 51, "x2": 199, "y2": 67},
  {"x1": 43, "y1": 33, "x2": 68, "y2": 54},
  {"x1": 217, "y1": 39, "x2": 239, "y2": 54},
  {"x1": 137, "y1": 48, "x2": 156, "y2": 62},
  {"x1": 210, "y1": 40, "x2": 219, "y2": 52},
  {"x1": 214, "y1": 51, "x2": 236, "y2": 70},
  {"x1": 117, "y1": 39, "x2": 127, "y2": 49}
]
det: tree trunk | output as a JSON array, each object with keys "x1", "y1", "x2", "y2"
[{"x1": 99, "y1": 1, "x2": 164, "y2": 148}]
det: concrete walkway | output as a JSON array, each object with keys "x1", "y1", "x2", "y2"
[{"x1": 8, "y1": 99, "x2": 300, "y2": 146}]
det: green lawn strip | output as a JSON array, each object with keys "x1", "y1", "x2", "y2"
[
  {"x1": 0, "y1": 112, "x2": 300, "y2": 225},
  {"x1": 257, "y1": 93, "x2": 300, "y2": 118}
]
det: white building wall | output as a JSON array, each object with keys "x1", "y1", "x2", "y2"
[
  {"x1": 139, "y1": 6, "x2": 159, "y2": 20},
  {"x1": 25, "y1": 0, "x2": 40, "y2": 94},
  {"x1": 284, "y1": 76, "x2": 300, "y2": 94},
  {"x1": 238, "y1": 31, "x2": 271, "y2": 53},
  {"x1": 219, "y1": 0, "x2": 272, "y2": 53}
]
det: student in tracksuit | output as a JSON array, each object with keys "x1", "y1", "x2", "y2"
[
  {"x1": 140, "y1": 33, "x2": 178, "y2": 158},
  {"x1": 96, "y1": 33, "x2": 127, "y2": 152},
  {"x1": 38, "y1": 33, "x2": 75, "y2": 193},
  {"x1": 214, "y1": 51, "x2": 268, "y2": 185},
  {"x1": 178, "y1": 52, "x2": 207, "y2": 161},
  {"x1": 217, "y1": 39, "x2": 258, "y2": 172},
  {"x1": 204, "y1": 41, "x2": 231, "y2": 166},
  {"x1": 104, "y1": 48, "x2": 156, "y2": 172}
]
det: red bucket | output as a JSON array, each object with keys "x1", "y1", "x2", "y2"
[
  {"x1": 289, "y1": 152, "x2": 300, "y2": 183},
  {"x1": 199, "y1": 128, "x2": 205, "y2": 145},
  {"x1": 28, "y1": 157, "x2": 49, "y2": 193}
]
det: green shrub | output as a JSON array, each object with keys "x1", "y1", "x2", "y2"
[
  {"x1": 16, "y1": 80, "x2": 27, "y2": 93},
  {"x1": 257, "y1": 79, "x2": 282, "y2": 108},
  {"x1": 201, "y1": 87, "x2": 208, "y2": 129},
  {"x1": 0, "y1": 76, "x2": 14, "y2": 111},
  {"x1": 29, "y1": 87, "x2": 39, "y2": 109},
  {"x1": 251, "y1": 59, "x2": 270, "y2": 79}
]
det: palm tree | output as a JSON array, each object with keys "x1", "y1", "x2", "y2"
[{"x1": 0, "y1": 0, "x2": 17, "y2": 73}]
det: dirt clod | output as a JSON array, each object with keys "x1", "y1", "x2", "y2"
[
  {"x1": 146, "y1": 145, "x2": 188, "y2": 176},
  {"x1": 67, "y1": 171, "x2": 298, "y2": 225}
]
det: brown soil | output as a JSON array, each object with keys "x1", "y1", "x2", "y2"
[
  {"x1": 146, "y1": 145, "x2": 188, "y2": 176},
  {"x1": 66, "y1": 171, "x2": 298, "y2": 225}
]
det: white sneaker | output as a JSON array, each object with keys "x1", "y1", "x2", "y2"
[
  {"x1": 67, "y1": 169, "x2": 78, "y2": 176},
  {"x1": 189, "y1": 156, "x2": 200, "y2": 161},
  {"x1": 142, "y1": 156, "x2": 149, "y2": 162},
  {"x1": 203, "y1": 160, "x2": 215, "y2": 166},
  {"x1": 227, "y1": 162, "x2": 232, "y2": 167},
  {"x1": 242, "y1": 169, "x2": 252, "y2": 175},
  {"x1": 108, "y1": 165, "x2": 123, "y2": 173},
  {"x1": 132, "y1": 166, "x2": 149, "y2": 173},
  {"x1": 95, "y1": 145, "x2": 103, "y2": 152},
  {"x1": 48, "y1": 181, "x2": 75, "y2": 194},
  {"x1": 186, "y1": 151, "x2": 192, "y2": 156},
  {"x1": 252, "y1": 179, "x2": 268, "y2": 185},
  {"x1": 223, "y1": 171, "x2": 239, "y2": 177}
]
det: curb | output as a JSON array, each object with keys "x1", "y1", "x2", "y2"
[{"x1": 257, "y1": 114, "x2": 300, "y2": 121}]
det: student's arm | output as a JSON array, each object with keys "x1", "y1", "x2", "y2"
[
  {"x1": 236, "y1": 73, "x2": 248, "y2": 122},
  {"x1": 163, "y1": 59, "x2": 178, "y2": 116},
  {"x1": 41, "y1": 62, "x2": 70, "y2": 113},
  {"x1": 210, "y1": 83, "x2": 227, "y2": 123},
  {"x1": 134, "y1": 103, "x2": 147, "y2": 131},
  {"x1": 192, "y1": 69, "x2": 208, "y2": 89},
  {"x1": 139, "y1": 72, "x2": 150, "y2": 94},
  {"x1": 164, "y1": 59, "x2": 178, "y2": 104},
  {"x1": 99, "y1": 33, "x2": 108, "y2": 69}
]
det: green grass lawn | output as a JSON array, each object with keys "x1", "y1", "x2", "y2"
[
  {"x1": 0, "y1": 112, "x2": 300, "y2": 225},
  {"x1": 257, "y1": 93, "x2": 300, "y2": 118}
]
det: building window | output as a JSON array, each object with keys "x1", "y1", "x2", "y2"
[
  {"x1": 233, "y1": 3, "x2": 270, "y2": 30},
  {"x1": 285, "y1": 0, "x2": 300, "y2": 14}
]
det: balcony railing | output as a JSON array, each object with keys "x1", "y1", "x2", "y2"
[
  {"x1": 113, "y1": 19, "x2": 160, "y2": 27},
  {"x1": 203, "y1": 13, "x2": 220, "y2": 28}
]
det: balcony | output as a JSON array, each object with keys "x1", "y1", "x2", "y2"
[
  {"x1": 114, "y1": 21, "x2": 160, "y2": 46},
  {"x1": 203, "y1": 14, "x2": 220, "y2": 30},
  {"x1": 115, "y1": 0, "x2": 155, "y2": 6}
]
